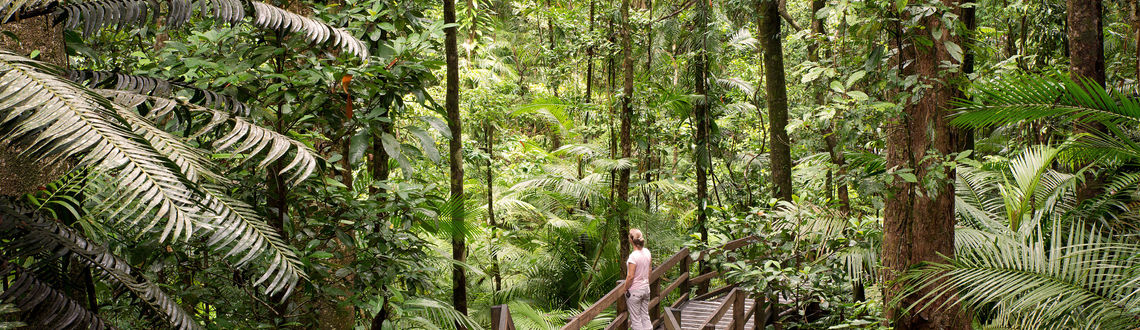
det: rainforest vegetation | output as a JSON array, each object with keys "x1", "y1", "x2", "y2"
[{"x1": 1, "y1": 0, "x2": 1140, "y2": 328}]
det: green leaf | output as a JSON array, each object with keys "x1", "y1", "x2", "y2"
[
  {"x1": 899, "y1": 173, "x2": 918, "y2": 183},
  {"x1": 348, "y1": 129, "x2": 369, "y2": 167},
  {"x1": 380, "y1": 133, "x2": 402, "y2": 161},
  {"x1": 408, "y1": 126, "x2": 439, "y2": 163},
  {"x1": 829, "y1": 80, "x2": 844, "y2": 93},
  {"x1": 945, "y1": 41, "x2": 963, "y2": 63},
  {"x1": 845, "y1": 71, "x2": 866, "y2": 89}
]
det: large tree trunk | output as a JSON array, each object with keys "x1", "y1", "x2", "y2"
[
  {"x1": 617, "y1": 0, "x2": 634, "y2": 275},
  {"x1": 0, "y1": 17, "x2": 70, "y2": 196},
  {"x1": 881, "y1": 1, "x2": 970, "y2": 329},
  {"x1": 758, "y1": 0, "x2": 792, "y2": 202},
  {"x1": 1068, "y1": 0, "x2": 1105, "y2": 203},
  {"x1": 444, "y1": 0, "x2": 468, "y2": 324},
  {"x1": 694, "y1": 0, "x2": 710, "y2": 295}
]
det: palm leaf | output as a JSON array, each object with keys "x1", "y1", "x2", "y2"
[
  {"x1": 0, "y1": 50, "x2": 199, "y2": 242},
  {"x1": 0, "y1": 199, "x2": 200, "y2": 329},
  {"x1": 0, "y1": 264, "x2": 111, "y2": 330},
  {"x1": 249, "y1": 1, "x2": 368, "y2": 58},
  {"x1": 68, "y1": 70, "x2": 250, "y2": 116}
]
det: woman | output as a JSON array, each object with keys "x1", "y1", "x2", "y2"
[{"x1": 624, "y1": 228, "x2": 652, "y2": 330}]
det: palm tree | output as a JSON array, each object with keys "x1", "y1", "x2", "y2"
[{"x1": 0, "y1": 1, "x2": 367, "y2": 327}]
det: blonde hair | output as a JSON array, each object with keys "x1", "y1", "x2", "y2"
[{"x1": 629, "y1": 228, "x2": 645, "y2": 248}]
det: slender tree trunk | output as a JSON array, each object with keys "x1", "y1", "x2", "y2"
[
  {"x1": 586, "y1": 0, "x2": 595, "y2": 104},
  {"x1": 485, "y1": 121, "x2": 501, "y2": 292},
  {"x1": 759, "y1": 0, "x2": 792, "y2": 202},
  {"x1": 881, "y1": 1, "x2": 970, "y2": 329},
  {"x1": 617, "y1": 0, "x2": 634, "y2": 276},
  {"x1": 955, "y1": 0, "x2": 977, "y2": 153},
  {"x1": 444, "y1": 0, "x2": 468, "y2": 324},
  {"x1": 694, "y1": 0, "x2": 711, "y2": 295},
  {"x1": 1133, "y1": 0, "x2": 1140, "y2": 82},
  {"x1": 1068, "y1": 0, "x2": 1106, "y2": 203}
]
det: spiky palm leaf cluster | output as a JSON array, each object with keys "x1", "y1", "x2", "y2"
[
  {"x1": 0, "y1": 45, "x2": 317, "y2": 326},
  {"x1": 2, "y1": 0, "x2": 368, "y2": 57},
  {"x1": 903, "y1": 146, "x2": 1140, "y2": 328}
]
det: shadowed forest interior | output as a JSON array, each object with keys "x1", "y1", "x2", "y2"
[{"x1": 1, "y1": 0, "x2": 1140, "y2": 329}]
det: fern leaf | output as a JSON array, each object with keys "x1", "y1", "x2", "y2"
[
  {"x1": 0, "y1": 51, "x2": 199, "y2": 242},
  {"x1": 0, "y1": 200, "x2": 200, "y2": 329},
  {"x1": 0, "y1": 0, "x2": 55, "y2": 23},
  {"x1": 250, "y1": 1, "x2": 368, "y2": 58},
  {"x1": 200, "y1": 184, "x2": 305, "y2": 296},
  {"x1": 0, "y1": 264, "x2": 111, "y2": 330}
]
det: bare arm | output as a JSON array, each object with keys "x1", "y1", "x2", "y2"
[{"x1": 624, "y1": 262, "x2": 637, "y2": 292}]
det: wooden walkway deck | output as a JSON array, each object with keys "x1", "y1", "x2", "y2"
[{"x1": 675, "y1": 294, "x2": 757, "y2": 330}]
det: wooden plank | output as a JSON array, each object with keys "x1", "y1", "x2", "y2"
[
  {"x1": 696, "y1": 288, "x2": 739, "y2": 330},
  {"x1": 651, "y1": 247, "x2": 690, "y2": 281},
  {"x1": 560, "y1": 281, "x2": 625, "y2": 330}
]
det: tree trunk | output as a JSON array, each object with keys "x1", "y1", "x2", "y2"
[
  {"x1": 1067, "y1": 0, "x2": 1105, "y2": 203},
  {"x1": 0, "y1": 17, "x2": 69, "y2": 196},
  {"x1": 759, "y1": 0, "x2": 792, "y2": 202},
  {"x1": 881, "y1": 1, "x2": 970, "y2": 329},
  {"x1": 617, "y1": 0, "x2": 634, "y2": 275},
  {"x1": 694, "y1": 0, "x2": 710, "y2": 295},
  {"x1": 485, "y1": 121, "x2": 501, "y2": 292},
  {"x1": 444, "y1": 0, "x2": 468, "y2": 324}
]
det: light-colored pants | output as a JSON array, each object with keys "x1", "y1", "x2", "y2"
[{"x1": 627, "y1": 287, "x2": 651, "y2": 330}]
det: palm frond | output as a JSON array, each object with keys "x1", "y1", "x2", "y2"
[
  {"x1": 952, "y1": 76, "x2": 1140, "y2": 130},
  {"x1": 99, "y1": 89, "x2": 319, "y2": 185},
  {"x1": 0, "y1": 264, "x2": 110, "y2": 330},
  {"x1": 902, "y1": 221, "x2": 1140, "y2": 328},
  {"x1": 0, "y1": 51, "x2": 199, "y2": 242},
  {"x1": 200, "y1": 184, "x2": 305, "y2": 296},
  {"x1": 250, "y1": 1, "x2": 368, "y2": 58},
  {"x1": 0, "y1": 200, "x2": 200, "y2": 329},
  {"x1": 397, "y1": 297, "x2": 483, "y2": 330},
  {"x1": 68, "y1": 70, "x2": 250, "y2": 116}
]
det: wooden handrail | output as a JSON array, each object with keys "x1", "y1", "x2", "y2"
[
  {"x1": 697, "y1": 287, "x2": 742, "y2": 330},
  {"x1": 559, "y1": 281, "x2": 626, "y2": 330},
  {"x1": 553, "y1": 235, "x2": 760, "y2": 329}
]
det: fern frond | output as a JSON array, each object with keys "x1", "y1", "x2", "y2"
[
  {"x1": 0, "y1": 51, "x2": 199, "y2": 242},
  {"x1": 69, "y1": 70, "x2": 250, "y2": 116},
  {"x1": 200, "y1": 184, "x2": 305, "y2": 296},
  {"x1": 903, "y1": 221, "x2": 1140, "y2": 328},
  {"x1": 95, "y1": 89, "x2": 306, "y2": 296},
  {"x1": 250, "y1": 1, "x2": 368, "y2": 58},
  {"x1": 0, "y1": 264, "x2": 111, "y2": 330},
  {"x1": 0, "y1": 0, "x2": 55, "y2": 23},
  {"x1": 0, "y1": 200, "x2": 200, "y2": 329}
]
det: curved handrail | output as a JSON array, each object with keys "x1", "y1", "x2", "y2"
[{"x1": 556, "y1": 235, "x2": 761, "y2": 330}]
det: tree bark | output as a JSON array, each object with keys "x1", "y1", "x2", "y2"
[
  {"x1": 881, "y1": 1, "x2": 970, "y2": 329},
  {"x1": 617, "y1": 0, "x2": 634, "y2": 275},
  {"x1": 0, "y1": 17, "x2": 70, "y2": 196},
  {"x1": 444, "y1": 0, "x2": 468, "y2": 324},
  {"x1": 1067, "y1": 0, "x2": 1105, "y2": 203},
  {"x1": 759, "y1": 0, "x2": 792, "y2": 202},
  {"x1": 485, "y1": 121, "x2": 501, "y2": 293}
]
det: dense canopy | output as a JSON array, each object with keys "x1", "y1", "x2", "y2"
[{"x1": 1, "y1": 0, "x2": 1140, "y2": 329}]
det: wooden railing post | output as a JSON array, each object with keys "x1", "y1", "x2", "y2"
[
  {"x1": 680, "y1": 253, "x2": 691, "y2": 298},
  {"x1": 491, "y1": 304, "x2": 515, "y2": 330},
  {"x1": 615, "y1": 280, "x2": 628, "y2": 330},
  {"x1": 650, "y1": 275, "x2": 661, "y2": 321},
  {"x1": 732, "y1": 290, "x2": 745, "y2": 330}
]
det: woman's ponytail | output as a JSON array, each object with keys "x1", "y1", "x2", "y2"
[{"x1": 629, "y1": 229, "x2": 646, "y2": 248}]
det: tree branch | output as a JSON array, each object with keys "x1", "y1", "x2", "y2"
[
  {"x1": 778, "y1": 0, "x2": 802, "y2": 31},
  {"x1": 655, "y1": 0, "x2": 695, "y2": 22}
]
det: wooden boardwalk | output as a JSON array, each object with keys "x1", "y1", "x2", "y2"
[{"x1": 675, "y1": 295, "x2": 757, "y2": 330}]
